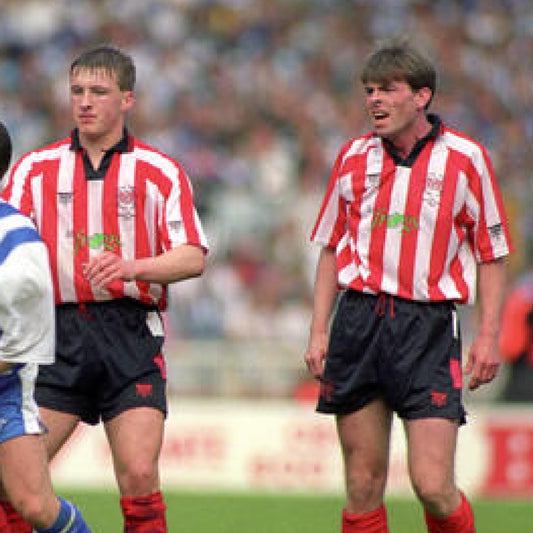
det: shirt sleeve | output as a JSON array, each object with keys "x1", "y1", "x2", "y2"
[
  {"x1": 310, "y1": 142, "x2": 350, "y2": 248},
  {"x1": 0, "y1": 213, "x2": 55, "y2": 365},
  {"x1": 467, "y1": 145, "x2": 513, "y2": 262},
  {"x1": 162, "y1": 165, "x2": 209, "y2": 253}
]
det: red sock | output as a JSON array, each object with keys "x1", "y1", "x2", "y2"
[
  {"x1": 425, "y1": 493, "x2": 475, "y2": 533},
  {"x1": 0, "y1": 501, "x2": 31, "y2": 533},
  {"x1": 342, "y1": 505, "x2": 389, "y2": 533},
  {"x1": 0, "y1": 502, "x2": 9, "y2": 533},
  {"x1": 120, "y1": 491, "x2": 167, "y2": 533}
]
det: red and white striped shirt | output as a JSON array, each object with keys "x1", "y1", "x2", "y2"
[
  {"x1": 311, "y1": 118, "x2": 512, "y2": 304},
  {"x1": 1, "y1": 131, "x2": 208, "y2": 309}
]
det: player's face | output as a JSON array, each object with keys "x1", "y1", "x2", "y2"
[
  {"x1": 70, "y1": 67, "x2": 134, "y2": 145},
  {"x1": 363, "y1": 79, "x2": 430, "y2": 143}
]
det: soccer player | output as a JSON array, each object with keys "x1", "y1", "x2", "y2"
[
  {"x1": 0, "y1": 121, "x2": 91, "y2": 532},
  {"x1": 1, "y1": 46, "x2": 208, "y2": 532},
  {"x1": 304, "y1": 39, "x2": 512, "y2": 533}
]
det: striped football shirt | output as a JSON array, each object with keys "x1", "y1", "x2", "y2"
[
  {"x1": 1, "y1": 131, "x2": 208, "y2": 309},
  {"x1": 311, "y1": 117, "x2": 512, "y2": 304},
  {"x1": 0, "y1": 200, "x2": 55, "y2": 364}
]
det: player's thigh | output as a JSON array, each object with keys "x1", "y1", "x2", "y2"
[
  {"x1": 104, "y1": 407, "x2": 164, "y2": 486},
  {"x1": 39, "y1": 407, "x2": 81, "y2": 460},
  {"x1": 0, "y1": 435, "x2": 55, "y2": 503},
  {"x1": 403, "y1": 417, "x2": 459, "y2": 493},
  {"x1": 337, "y1": 398, "x2": 393, "y2": 475}
]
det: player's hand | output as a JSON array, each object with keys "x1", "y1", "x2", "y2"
[
  {"x1": 304, "y1": 332, "x2": 328, "y2": 379},
  {"x1": 83, "y1": 252, "x2": 136, "y2": 289},
  {"x1": 464, "y1": 333, "x2": 501, "y2": 390}
]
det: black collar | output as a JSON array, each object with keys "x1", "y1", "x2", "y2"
[
  {"x1": 382, "y1": 114, "x2": 441, "y2": 167},
  {"x1": 70, "y1": 128, "x2": 133, "y2": 180}
]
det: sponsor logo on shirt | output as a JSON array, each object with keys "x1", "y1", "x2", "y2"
[
  {"x1": 74, "y1": 230, "x2": 121, "y2": 254},
  {"x1": 371, "y1": 209, "x2": 419, "y2": 233}
]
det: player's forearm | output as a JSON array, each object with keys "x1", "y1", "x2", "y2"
[
  {"x1": 477, "y1": 258, "x2": 507, "y2": 339},
  {"x1": 309, "y1": 247, "x2": 339, "y2": 338},
  {"x1": 132, "y1": 245, "x2": 205, "y2": 285}
]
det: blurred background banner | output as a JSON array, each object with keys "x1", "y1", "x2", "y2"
[
  {"x1": 50, "y1": 399, "x2": 533, "y2": 499},
  {"x1": 1, "y1": 0, "x2": 533, "y2": 496}
]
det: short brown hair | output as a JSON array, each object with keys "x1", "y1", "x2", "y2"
[
  {"x1": 70, "y1": 46, "x2": 136, "y2": 92},
  {"x1": 360, "y1": 38, "x2": 436, "y2": 108},
  {"x1": 0, "y1": 121, "x2": 12, "y2": 179}
]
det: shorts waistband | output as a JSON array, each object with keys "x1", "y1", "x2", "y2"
[
  {"x1": 344, "y1": 289, "x2": 455, "y2": 310},
  {"x1": 57, "y1": 297, "x2": 158, "y2": 312}
]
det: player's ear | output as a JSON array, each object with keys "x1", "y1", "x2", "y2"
[
  {"x1": 121, "y1": 91, "x2": 135, "y2": 112},
  {"x1": 415, "y1": 87, "x2": 432, "y2": 111}
]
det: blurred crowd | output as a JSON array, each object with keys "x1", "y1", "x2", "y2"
[{"x1": 1, "y1": 0, "x2": 532, "y2": 349}]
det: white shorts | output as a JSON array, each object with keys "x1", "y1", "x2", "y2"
[{"x1": 0, "y1": 363, "x2": 43, "y2": 443}]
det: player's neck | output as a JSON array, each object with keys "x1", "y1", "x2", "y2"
[
  {"x1": 386, "y1": 116, "x2": 431, "y2": 159},
  {"x1": 79, "y1": 129, "x2": 123, "y2": 169}
]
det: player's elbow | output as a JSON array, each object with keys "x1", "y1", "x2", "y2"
[{"x1": 190, "y1": 249, "x2": 206, "y2": 278}]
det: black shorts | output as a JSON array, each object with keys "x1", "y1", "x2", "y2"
[
  {"x1": 317, "y1": 290, "x2": 466, "y2": 424},
  {"x1": 36, "y1": 298, "x2": 167, "y2": 425}
]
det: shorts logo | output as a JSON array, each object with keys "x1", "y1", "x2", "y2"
[
  {"x1": 117, "y1": 186, "x2": 136, "y2": 219},
  {"x1": 319, "y1": 379, "x2": 335, "y2": 402},
  {"x1": 136, "y1": 383, "x2": 153, "y2": 398},
  {"x1": 431, "y1": 391, "x2": 448, "y2": 408}
]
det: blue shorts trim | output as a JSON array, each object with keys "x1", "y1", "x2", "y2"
[{"x1": 0, "y1": 363, "x2": 42, "y2": 443}]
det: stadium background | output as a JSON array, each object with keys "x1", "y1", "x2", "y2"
[{"x1": 1, "y1": 0, "x2": 533, "y2": 531}]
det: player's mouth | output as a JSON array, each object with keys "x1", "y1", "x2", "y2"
[
  {"x1": 78, "y1": 114, "x2": 96, "y2": 123},
  {"x1": 372, "y1": 111, "x2": 389, "y2": 123}
]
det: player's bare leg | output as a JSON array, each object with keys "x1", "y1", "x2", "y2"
[
  {"x1": 337, "y1": 398, "x2": 392, "y2": 513},
  {"x1": 38, "y1": 407, "x2": 81, "y2": 461},
  {"x1": 405, "y1": 417, "x2": 475, "y2": 532},
  {"x1": 105, "y1": 407, "x2": 166, "y2": 532},
  {"x1": 0, "y1": 435, "x2": 59, "y2": 528},
  {"x1": 404, "y1": 417, "x2": 461, "y2": 516}
]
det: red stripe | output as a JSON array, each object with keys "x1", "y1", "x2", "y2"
[
  {"x1": 177, "y1": 166, "x2": 201, "y2": 246},
  {"x1": 39, "y1": 160, "x2": 61, "y2": 303},
  {"x1": 428, "y1": 154, "x2": 461, "y2": 301},
  {"x1": 450, "y1": 359, "x2": 463, "y2": 389},
  {"x1": 398, "y1": 142, "x2": 432, "y2": 298},
  {"x1": 72, "y1": 152, "x2": 93, "y2": 302},
  {"x1": 366, "y1": 153, "x2": 395, "y2": 292},
  {"x1": 103, "y1": 152, "x2": 125, "y2": 299},
  {"x1": 133, "y1": 160, "x2": 153, "y2": 305}
]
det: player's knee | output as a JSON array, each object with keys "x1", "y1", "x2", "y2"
[
  {"x1": 14, "y1": 494, "x2": 56, "y2": 528},
  {"x1": 411, "y1": 474, "x2": 455, "y2": 509},
  {"x1": 118, "y1": 460, "x2": 158, "y2": 495},
  {"x1": 345, "y1": 468, "x2": 387, "y2": 509}
]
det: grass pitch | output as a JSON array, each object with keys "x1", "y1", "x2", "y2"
[{"x1": 63, "y1": 489, "x2": 531, "y2": 532}]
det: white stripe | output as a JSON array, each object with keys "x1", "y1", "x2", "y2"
[
  {"x1": 381, "y1": 165, "x2": 410, "y2": 295},
  {"x1": 56, "y1": 150, "x2": 77, "y2": 302},
  {"x1": 356, "y1": 144, "x2": 384, "y2": 282},
  {"x1": 20, "y1": 364, "x2": 42, "y2": 434},
  {"x1": 87, "y1": 179, "x2": 110, "y2": 300},
  {"x1": 117, "y1": 152, "x2": 141, "y2": 301},
  {"x1": 0, "y1": 209, "x2": 35, "y2": 238},
  {"x1": 412, "y1": 141, "x2": 448, "y2": 300}
]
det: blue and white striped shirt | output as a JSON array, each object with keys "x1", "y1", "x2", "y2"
[{"x1": 0, "y1": 199, "x2": 55, "y2": 364}]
